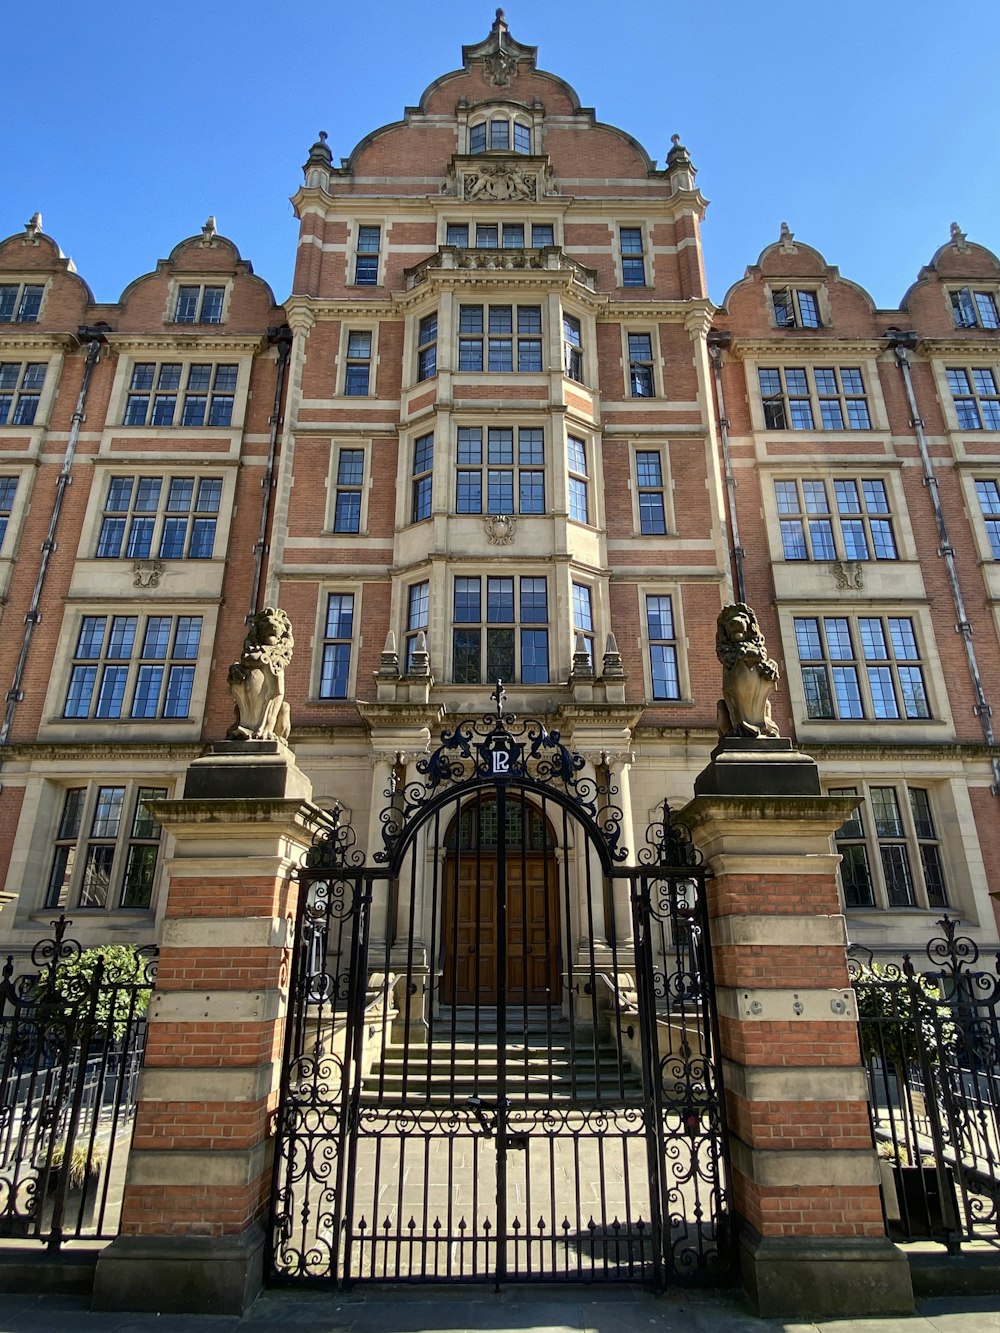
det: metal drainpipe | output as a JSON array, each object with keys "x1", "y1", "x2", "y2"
[
  {"x1": 888, "y1": 332, "x2": 1000, "y2": 794},
  {"x1": 706, "y1": 329, "x2": 746, "y2": 604},
  {"x1": 0, "y1": 328, "x2": 105, "y2": 747},
  {"x1": 247, "y1": 325, "x2": 292, "y2": 622}
]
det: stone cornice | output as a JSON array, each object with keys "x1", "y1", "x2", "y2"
[
  {"x1": 284, "y1": 296, "x2": 397, "y2": 321},
  {"x1": 397, "y1": 266, "x2": 608, "y2": 315},
  {"x1": 729, "y1": 339, "x2": 889, "y2": 361},
  {"x1": 918, "y1": 337, "x2": 1000, "y2": 359},
  {"x1": 355, "y1": 700, "x2": 447, "y2": 731},
  {"x1": 600, "y1": 299, "x2": 715, "y2": 323},
  {"x1": 2, "y1": 741, "x2": 205, "y2": 762},
  {"x1": 801, "y1": 740, "x2": 1000, "y2": 764},
  {"x1": 555, "y1": 703, "x2": 644, "y2": 729},
  {"x1": 405, "y1": 246, "x2": 596, "y2": 293},
  {"x1": 0, "y1": 332, "x2": 77, "y2": 354},
  {"x1": 105, "y1": 333, "x2": 268, "y2": 355}
]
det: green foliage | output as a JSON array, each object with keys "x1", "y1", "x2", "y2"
[
  {"x1": 853, "y1": 962, "x2": 956, "y2": 1068},
  {"x1": 45, "y1": 945, "x2": 152, "y2": 1040}
]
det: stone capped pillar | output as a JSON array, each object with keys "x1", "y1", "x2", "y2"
[
  {"x1": 679, "y1": 744, "x2": 913, "y2": 1318},
  {"x1": 93, "y1": 743, "x2": 318, "y2": 1315}
]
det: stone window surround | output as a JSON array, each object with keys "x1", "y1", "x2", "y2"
[
  {"x1": 164, "y1": 277, "x2": 232, "y2": 327},
  {"x1": 828, "y1": 778, "x2": 952, "y2": 915},
  {"x1": 75, "y1": 462, "x2": 237, "y2": 565},
  {"x1": 777, "y1": 603, "x2": 954, "y2": 740},
  {"x1": 105, "y1": 345, "x2": 254, "y2": 435},
  {"x1": 327, "y1": 441, "x2": 371, "y2": 535},
  {"x1": 312, "y1": 585, "x2": 362, "y2": 702},
  {"x1": 336, "y1": 321, "x2": 379, "y2": 398},
  {"x1": 38, "y1": 603, "x2": 218, "y2": 742},
  {"x1": 637, "y1": 581, "x2": 689, "y2": 704}
]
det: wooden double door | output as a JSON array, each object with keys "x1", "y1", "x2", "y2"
[{"x1": 441, "y1": 850, "x2": 561, "y2": 1005}]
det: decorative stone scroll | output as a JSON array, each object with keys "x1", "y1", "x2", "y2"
[{"x1": 461, "y1": 161, "x2": 538, "y2": 202}]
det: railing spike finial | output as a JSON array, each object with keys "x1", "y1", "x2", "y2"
[{"x1": 491, "y1": 678, "x2": 506, "y2": 722}]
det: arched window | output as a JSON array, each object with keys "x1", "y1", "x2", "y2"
[{"x1": 469, "y1": 116, "x2": 532, "y2": 155}]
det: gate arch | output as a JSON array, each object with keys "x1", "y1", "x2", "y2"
[{"x1": 269, "y1": 687, "x2": 732, "y2": 1289}]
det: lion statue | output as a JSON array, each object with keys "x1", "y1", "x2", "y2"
[
  {"x1": 227, "y1": 607, "x2": 294, "y2": 744},
  {"x1": 715, "y1": 603, "x2": 781, "y2": 740}
]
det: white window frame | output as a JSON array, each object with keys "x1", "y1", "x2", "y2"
[
  {"x1": 768, "y1": 285, "x2": 827, "y2": 329},
  {"x1": 639, "y1": 585, "x2": 687, "y2": 702},
  {"x1": 328, "y1": 445, "x2": 369, "y2": 535},
  {"x1": 166, "y1": 279, "x2": 231, "y2": 326},
  {"x1": 316, "y1": 589, "x2": 360, "y2": 700},
  {"x1": 0, "y1": 279, "x2": 47, "y2": 324},
  {"x1": 829, "y1": 781, "x2": 950, "y2": 913},
  {"x1": 45, "y1": 781, "x2": 171, "y2": 914},
  {"x1": 339, "y1": 323, "x2": 378, "y2": 398},
  {"x1": 113, "y1": 356, "x2": 249, "y2": 432},
  {"x1": 948, "y1": 286, "x2": 1000, "y2": 330},
  {"x1": 631, "y1": 444, "x2": 672, "y2": 536}
]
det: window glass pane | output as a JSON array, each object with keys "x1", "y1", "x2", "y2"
[
  {"x1": 572, "y1": 583, "x2": 593, "y2": 631},
  {"x1": 840, "y1": 845, "x2": 874, "y2": 907},
  {"x1": 325, "y1": 594, "x2": 354, "y2": 638},
  {"x1": 650, "y1": 644, "x2": 679, "y2": 699},
  {"x1": 520, "y1": 629, "x2": 549, "y2": 682},
  {"x1": 121, "y1": 845, "x2": 158, "y2": 908},
  {"x1": 802, "y1": 665, "x2": 833, "y2": 718},
  {"x1": 164, "y1": 666, "x2": 195, "y2": 716},
  {"x1": 453, "y1": 628, "x2": 480, "y2": 683},
  {"x1": 520, "y1": 577, "x2": 547, "y2": 622},
  {"x1": 92, "y1": 786, "x2": 126, "y2": 837},
  {"x1": 487, "y1": 577, "x2": 514, "y2": 623},
  {"x1": 454, "y1": 578, "x2": 481, "y2": 623},
  {"x1": 319, "y1": 644, "x2": 351, "y2": 698},
  {"x1": 646, "y1": 595, "x2": 674, "y2": 640},
  {"x1": 408, "y1": 582, "x2": 429, "y2": 630},
  {"x1": 131, "y1": 665, "x2": 163, "y2": 718},
  {"x1": 831, "y1": 666, "x2": 863, "y2": 717},
  {"x1": 77, "y1": 619, "x2": 108, "y2": 663},
  {"x1": 485, "y1": 627, "x2": 515, "y2": 681}
]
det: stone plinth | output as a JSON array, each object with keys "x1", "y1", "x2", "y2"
[
  {"x1": 93, "y1": 748, "x2": 319, "y2": 1316},
  {"x1": 679, "y1": 751, "x2": 913, "y2": 1318}
]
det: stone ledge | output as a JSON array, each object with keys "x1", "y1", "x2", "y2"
[
  {"x1": 739, "y1": 1229, "x2": 914, "y2": 1317},
  {"x1": 730, "y1": 1138, "x2": 881, "y2": 1187},
  {"x1": 92, "y1": 1225, "x2": 264, "y2": 1315},
  {"x1": 721, "y1": 1060, "x2": 868, "y2": 1102}
]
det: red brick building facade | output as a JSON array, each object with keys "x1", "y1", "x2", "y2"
[{"x1": 0, "y1": 11, "x2": 998, "y2": 968}]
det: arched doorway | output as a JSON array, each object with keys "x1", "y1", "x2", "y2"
[
  {"x1": 270, "y1": 692, "x2": 732, "y2": 1289},
  {"x1": 441, "y1": 793, "x2": 561, "y2": 1005}
]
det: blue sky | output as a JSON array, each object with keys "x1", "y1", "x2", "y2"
[{"x1": 6, "y1": 1, "x2": 999, "y2": 309}]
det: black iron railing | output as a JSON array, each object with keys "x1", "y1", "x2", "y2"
[
  {"x1": 850, "y1": 917, "x2": 1000, "y2": 1249},
  {"x1": 0, "y1": 917, "x2": 154, "y2": 1247}
]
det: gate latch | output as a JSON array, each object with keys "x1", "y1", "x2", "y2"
[{"x1": 466, "y1": 1095, "x2": 510, "y2": 1138}]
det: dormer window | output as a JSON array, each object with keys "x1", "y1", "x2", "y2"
[
  {"x1": 950, "y1": 288, "x2": 1000, "y2": 330},
  {"x1": 771, "y1": 287, "x2": 823, "y2": 329},
  {"x1": 469, "y1": 115, "x2": 532, "y2": 155}
]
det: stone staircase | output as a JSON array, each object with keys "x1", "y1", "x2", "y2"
[{"x1": 361, "y1": 1007, "x2": 644, "y2": 1105}]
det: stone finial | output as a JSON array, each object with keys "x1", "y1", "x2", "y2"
[
  {"x1": 407, "y1": 630, "x2": 430, "y2": 677},
  {"x1": 601, "y1": 631, "x2": 625, "y2": 679},
  {"x1": 378, "y1": 630, "x2": 400, "y2": 678},
  {"x1": 200, "y1": 216, "x2": 217, "y2": 245},
  {"x1": 778, "y1": 221, "x2": 796, "y2": 253},
  {"x1": 23, "y1": 212, "x2": 42, "y2": 242},
  {"x1": 666, "y1": 134, "x2": 691, "y2": 169},
  {"x1": 715, "y1": 603, "x2": 781, "y2": 742},
  {"x1": 227, "y1": 607, "x2": 294, "y2": 745},
  {"x1": 307, "y1": 130, "x2": 333, "y2": 166},
  {"x1": 570, "y1": 631, "x2": 594, "y2": 679},
  {"x1": 950, "y1": 221, "x2": 969, "y2": 252}
]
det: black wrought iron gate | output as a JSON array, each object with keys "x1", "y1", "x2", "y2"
[{"x1": 269, "y1": 692, "x2": 731, "y2": 1287}]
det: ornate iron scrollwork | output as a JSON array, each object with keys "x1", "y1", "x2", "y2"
[
  {"x1": 638, "y1": 799, "x2": 704, "y2": 870},
  {"x1": 374, "y1": 681, "x2": 626, "y2": 865}
]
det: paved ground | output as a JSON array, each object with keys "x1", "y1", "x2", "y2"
[{"x1": 1, "y1": 1284, "x2": 1000, "y2": 1333}]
